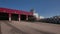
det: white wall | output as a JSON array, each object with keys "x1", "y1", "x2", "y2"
[{"x1": 33, "y1": 13, "x2": 39, "y2": 18}]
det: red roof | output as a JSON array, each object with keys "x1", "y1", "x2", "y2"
[{"x1": 0, "y1": 8, "x2": 33, "y2": 15}]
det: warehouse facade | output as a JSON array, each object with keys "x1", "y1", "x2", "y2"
[{"x1": 0, "y1": 8, "x2": 33, "y2": 21}]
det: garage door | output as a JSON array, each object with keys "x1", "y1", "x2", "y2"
[{"x1": 0, "y1": 12, "x2": 9, "y2": 20}]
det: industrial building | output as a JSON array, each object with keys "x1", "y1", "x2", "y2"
[{"x1": 0, "y1": 8, "x2": 33, "y2": 21}]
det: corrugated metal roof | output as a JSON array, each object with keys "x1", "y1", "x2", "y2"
[{"x1": 0, "y1": 8, "x2": 33, "y2": 15}]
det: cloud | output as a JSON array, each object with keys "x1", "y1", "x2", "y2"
[{"x1": 40, "y1": 16, "x2": 44, "y2": 19}]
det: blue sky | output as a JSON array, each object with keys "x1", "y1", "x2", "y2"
[{"x1": 0, "y1": 0, "x2": 60, "y2": 18}]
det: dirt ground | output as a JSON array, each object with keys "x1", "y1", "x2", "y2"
[{"x1": 0, "y1": 21, "x2": 60, "y2": 34}]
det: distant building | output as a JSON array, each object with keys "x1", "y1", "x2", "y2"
[
  {"x1": 30, "y1": 9, "x2": 40, "y2": 20},
  {"x1": 30, "y1": 9, "x2": 44, "y2": 20},
  {"x1": 53, "y1": 16, "x2": 60, "y2": 19}
]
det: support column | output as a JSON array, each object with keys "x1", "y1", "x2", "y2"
[
  {"x1": 26, "y1": 15, "x2": 28, "y2": 20},
  {"x1": 9, "y1": 13, "x2": 11, "y2": 21},
  {"x1": 18, "y1": 14, "x2": 20, "y2": 21}
]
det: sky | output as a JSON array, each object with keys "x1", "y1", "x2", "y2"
[{"x1": 0, "y1": 0, "x2": 60, "y2": 18}]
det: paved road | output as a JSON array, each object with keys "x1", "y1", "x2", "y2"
[{"x1": 0, "y1": 21, "x2": 60, "y2": 34}]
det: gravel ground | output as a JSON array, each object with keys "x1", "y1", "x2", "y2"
[{"x1": 0, "y1": 21, "x2": 60, "y2": 34}]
